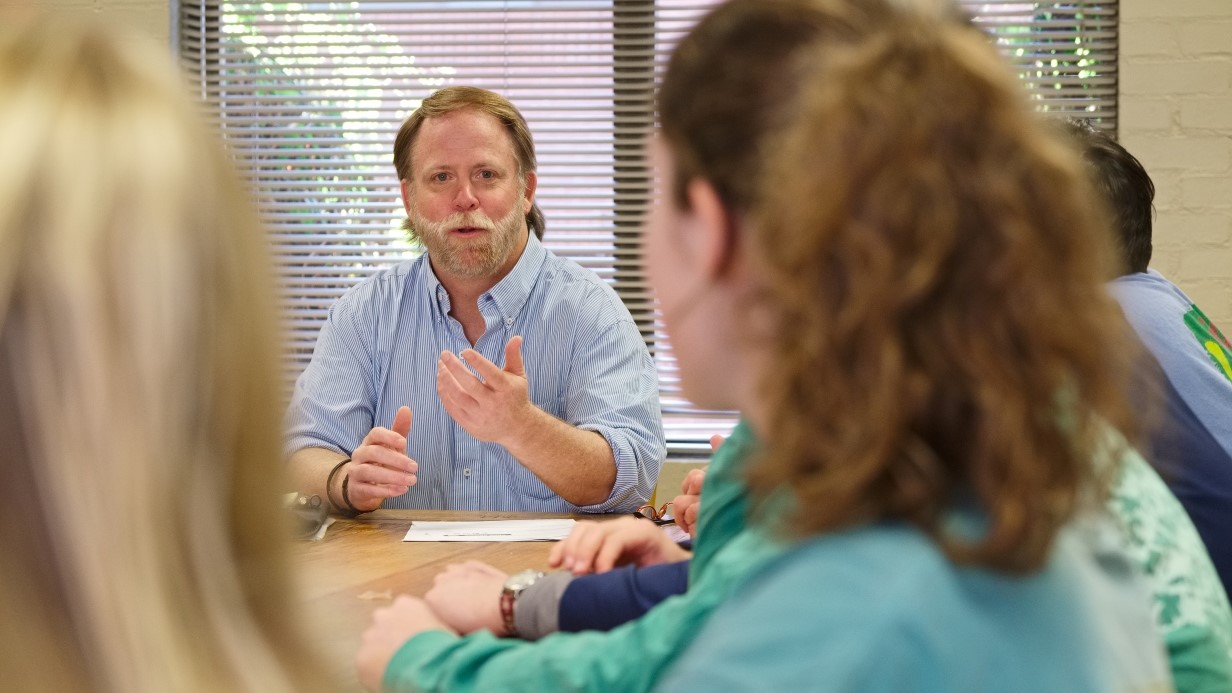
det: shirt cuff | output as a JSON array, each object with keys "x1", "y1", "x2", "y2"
[
  {"x1": 513, "y1": 571, "x2": 574, "y2": 641},
  {"x1": 576, "y1": 425, "x2": 653, "y2": 513}
]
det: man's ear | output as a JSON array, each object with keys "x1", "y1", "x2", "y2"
[
  {"x1": 399, "y1": 179, "x2": 414, "y2": 217},
  {"x1": 685, "y1": 178, "x2": 737, "y2": 280},
  {"x1": 523, "y1": 170, "x2": 538, "y2": 207}
]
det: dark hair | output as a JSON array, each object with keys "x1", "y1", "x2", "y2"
[
  {"x1": 393, "y1": 86, "x2": 545, "y2": 239},
  {"x1": 1065, "y1": 120, "x2": 1155, "y2": 274}
]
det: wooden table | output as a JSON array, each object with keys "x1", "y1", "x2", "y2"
[{"x1": 294, "y1": 510, "x2": 589, "y2": 690}]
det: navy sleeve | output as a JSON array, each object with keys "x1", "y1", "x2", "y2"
[{"x1": 558, "y1": 560, "x2": 690, "y2": 633}]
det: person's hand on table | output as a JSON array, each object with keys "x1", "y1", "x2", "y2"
[
  {"x1": 549, "y1": 516, "x2": 691, "y2": 576},
  {"x1": 423, "y1": 560, "x2": 509, "y2": 635},
  {"x1": 356, "y1": 594, "x2": 456, "y2": 691},
  {"x1": 346, "y1": 406, "x2": 418, "y2": 512}
]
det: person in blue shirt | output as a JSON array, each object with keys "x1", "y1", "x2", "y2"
[
  {"x1": 285, "y1": 87, "x2": 665, "y2": 514},
  {"x1": 1068, "y1": 121, "x2": 1232, "y2": 596}
]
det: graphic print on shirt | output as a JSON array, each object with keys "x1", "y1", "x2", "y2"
[{"x1": 1184, "y1": 304, "x2": 1232, "y2": 382}]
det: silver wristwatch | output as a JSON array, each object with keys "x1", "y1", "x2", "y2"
[{"x1": 499, "y1": 569, "x2": 545, "y2": 637}]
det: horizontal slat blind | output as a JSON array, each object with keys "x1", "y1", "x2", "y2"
[{"x1": 178, "y1": 0, "x2": 1116, "y2": 457}]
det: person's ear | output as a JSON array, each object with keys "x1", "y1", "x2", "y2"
[
  {"x1": 399, "y1": 179, "x2": 414, "y2": 217},
  {"x1": 685, "y1": 178, "x2": 738, "y2": 280},
  {"x1": 522, "y1": 170, "x2": 538, "y2": 207}
]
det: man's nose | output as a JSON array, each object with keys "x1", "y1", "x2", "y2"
[{"x1": 453, "y1": 182, "x2": 479, "y2": 211}]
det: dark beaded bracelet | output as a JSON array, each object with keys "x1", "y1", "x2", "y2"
[
  {"x1": 325, "y1": 457, "x2": 356, "y2": 516},
  {"x1": 340, "y1": 471, "x2": 365, "y2": 516}
]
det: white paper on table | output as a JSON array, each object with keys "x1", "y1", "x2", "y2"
[{"x1": 402, "y1": 519, "x2": 577, "y2": 542}]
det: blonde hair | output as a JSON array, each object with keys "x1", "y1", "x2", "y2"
[
  {"x1": 710, "y1": 0, "x2": 1138, "y2": 573},
  {"x1": 0, "y1": 14, "x2": 331, "y2": 691}
]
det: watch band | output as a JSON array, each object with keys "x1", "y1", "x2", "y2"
[{"x1": 500, "y1": 587, "x2": 519, "y2": 637}]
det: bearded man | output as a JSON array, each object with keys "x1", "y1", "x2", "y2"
[{"x1": 286, "y1": 87, "x2": 664, "y2": 513}]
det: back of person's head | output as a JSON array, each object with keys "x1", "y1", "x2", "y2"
[
  {"x1": 393, "y1": 85, "x2": 545, "y2": 239},
  {"x1": 658, "y1": 0, "x2": 970, "y2": 218},
  {"x1": 0, "y1": 14, "x2": 329, "y2": 692},
  {"x1": 1063, "y1": 119, "x2": 1156, "y2": 274},
  {"x1": 663, "y1": 0, "x2": 1140, "y2": 574}
]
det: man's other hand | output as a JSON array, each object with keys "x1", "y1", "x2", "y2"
[{"x1": 347, "y1": 406, "x2": 418, "y2": 512}]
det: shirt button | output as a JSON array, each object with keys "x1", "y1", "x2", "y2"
[
  {"x1": 505, "y1": 318, "x2": 513, "y2": 326},
  {"x1": 463, "y1": 468, "x2": 472, "y2": 478}
]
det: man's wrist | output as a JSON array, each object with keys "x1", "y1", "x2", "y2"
[{"x1": 497, "y1": 404, "x2": 551, "y2": 458}]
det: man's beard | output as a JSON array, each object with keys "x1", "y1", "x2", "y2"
[{"x1": 409, "y1": 198, "x2": 526, "y2": 280}]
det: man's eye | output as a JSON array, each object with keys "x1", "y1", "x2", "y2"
[
  {"x1": 432, "y1": 172, "x2": 449, "y2": 182},
  {"x1": 478, "y1": 170, "x2": 495, "y2": 180}
]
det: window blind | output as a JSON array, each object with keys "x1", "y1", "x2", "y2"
[{"x1": 177, "y1": 0, "x2": 1118, "y2": 458}]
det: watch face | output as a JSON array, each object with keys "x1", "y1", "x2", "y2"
[{"x1": 504, "y1": 569, "x2": 542, "y2": 592}]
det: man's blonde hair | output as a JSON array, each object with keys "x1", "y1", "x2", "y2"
[{"x1": 0, "y1": 14, "x2": 331, "y2": 691}]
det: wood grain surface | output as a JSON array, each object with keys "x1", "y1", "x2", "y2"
[{"x1": 293, "y1": 509, "x2": 610, "y2": 690}]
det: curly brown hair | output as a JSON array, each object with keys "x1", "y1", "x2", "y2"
[{"x1": 733, "y1": 5, "x2": 1142, "y2": 573}]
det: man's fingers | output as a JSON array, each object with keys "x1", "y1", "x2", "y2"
[
  {"x1": 436, "y1": 372, "x2": 479, "y2": 425},
  {"x1": 438, "y1": 356, "x2": 484, "y2": 402},
  {"x1": 360, "y1": 426, "x2": 408, "y2": 451},
  {"x1": 458, "y1": 348, "x2": 504, "y2": 383},
  {"x1": 356, "y1": 444, "x2": 418, "y2": 475},
  {"x1": 351, "y1": 459, "x2": 416, "y2": 488},
  {"x1": 503, "y1": 335, "x2": 525, "y2": 377},
  {"x1": 349, "y1": 479, "x2": 409, "y2": 502},
  {"x1": 709, "y1": 434, "x2": 725, "y2": 454},
  {"x1": 392, "y1": 406, "x2": 413, "y2": 443}
]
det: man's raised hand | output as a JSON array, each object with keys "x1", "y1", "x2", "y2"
[{"x1": 436, "y1": 336, "x2": 536, "y2": 444}]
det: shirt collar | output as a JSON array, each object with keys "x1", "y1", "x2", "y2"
[
  {"x1": 486, "y1": 232, "x2": 546, "y2": 322},
  {"x1": 420, "y1": 232, "x2": 546, "y2": 323}
]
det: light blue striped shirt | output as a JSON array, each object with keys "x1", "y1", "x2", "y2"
[{"x1": 285, "y1": 234, "x2": 665, "y2": 512}]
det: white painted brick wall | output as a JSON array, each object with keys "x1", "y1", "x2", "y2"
[{"x1": 1123, "y1": 0, "x2": 1232, "y2": 331}]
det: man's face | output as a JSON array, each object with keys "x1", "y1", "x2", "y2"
[{"x1": 401, "y1": 108, "x2": 535, "y2": 280}]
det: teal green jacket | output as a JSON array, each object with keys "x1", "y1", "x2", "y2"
[
  {"x1": 383, "y1": 423, "x2": 1225, "y2": 692},
  {"x1": 382, "y1": 421, "x2": 769, "y2": 692},
  {"x1": 658, "y1": 514, "x2": 1174, "y2": 692}
]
